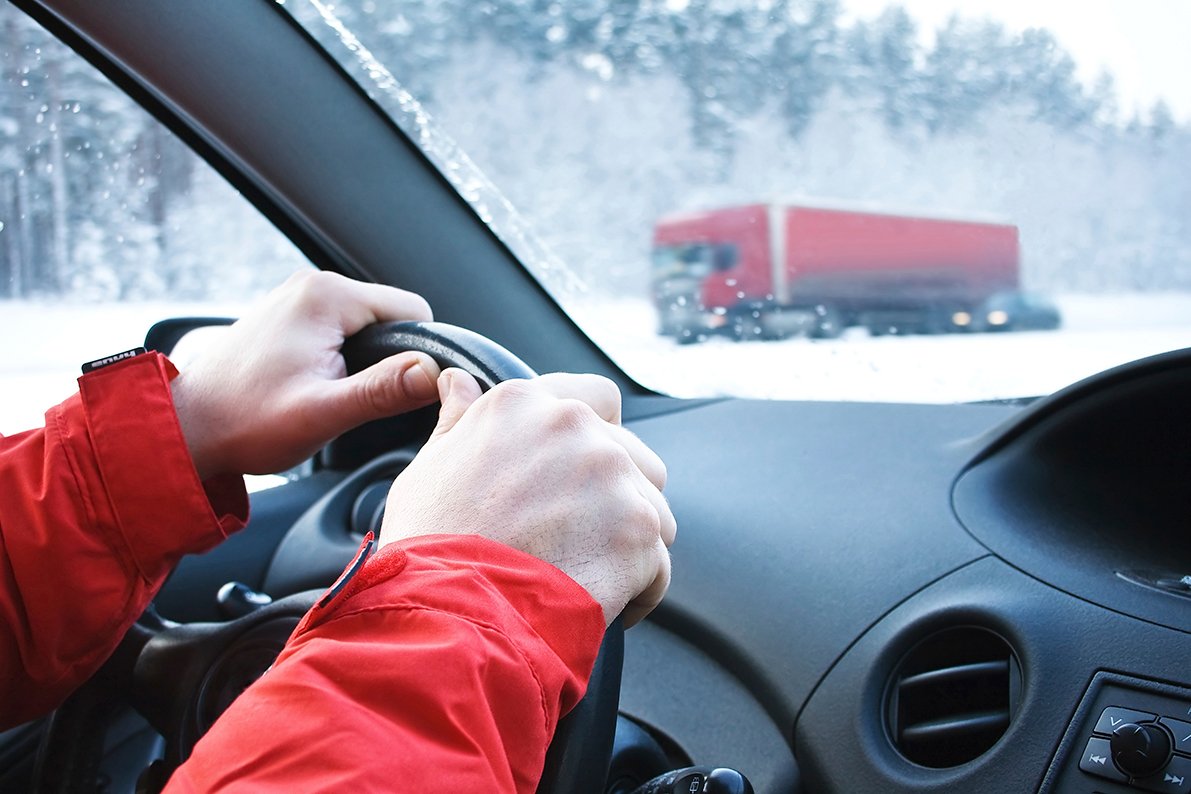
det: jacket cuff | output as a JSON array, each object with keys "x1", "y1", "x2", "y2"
[
  {"x1": 66, "y1": 351, "x2": 248, "y2": 582},
  {"x1": 299, "y1": 533, "x2": 607, "y2": 705}
]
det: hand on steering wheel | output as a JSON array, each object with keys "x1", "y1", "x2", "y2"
[{"x1": 35, "y1": 321, "x2": 663, "y2": 794}]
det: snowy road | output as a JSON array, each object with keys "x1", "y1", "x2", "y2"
[
  {"x1": 3, "y1": 293, "x2": 1191, "y2": 437},
  {"x1": 569, "y1": 293, "x2": 1191, "y2": 403}
]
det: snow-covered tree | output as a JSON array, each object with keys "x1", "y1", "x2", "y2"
[{"x1": 1, "y1": 0, "x2": 1187, "y2": 302}]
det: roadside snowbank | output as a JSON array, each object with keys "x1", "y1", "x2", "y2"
[{"x1": 568, "y1": 293, "x2": 1191, "y2": 403}]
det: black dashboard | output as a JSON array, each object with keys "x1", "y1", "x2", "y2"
[{"x1": 611, "y1": 347, "x2": 1191, "y2": 793}]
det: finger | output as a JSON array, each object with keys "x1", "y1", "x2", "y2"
[
  {"x1": 288, "y1": 271, "x2": 434, "y2": 335},
  {"x1": 638, "y1": 477, "x2": 677, "y2": 548},
  {"x1": 525, "y1": 375, "x2": 666, "y2": 489},
  {"x1": 532, "y1": 372, "x2": 622, "y2": 425},
  {"x1": 608, "y1": 425, "x2": 667, "y2": 491},
  {"x1": 323, "y1": 351, "x2": 441, "y2": 427},
  {"x1": 340, "y1": 278, "x2": 434, "y2": 329},
  {"x1": 622, "y1": 540, "x2": 672, "y2": 628},
  {"x1": 429, "y1": 368, "x2": 484, "y2": 440}
]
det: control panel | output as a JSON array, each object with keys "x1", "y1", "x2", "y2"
[
  {"x1": 1045, "y1": 675, "x2": 1191, "y2": 793},
  {"x1": 1079, "y1": 706, "x2": 1191, "y2": 791}
]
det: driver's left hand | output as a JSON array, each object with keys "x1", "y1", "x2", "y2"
[{"x1": 170, "y1": 271, "x2": 441, "y2": 481}]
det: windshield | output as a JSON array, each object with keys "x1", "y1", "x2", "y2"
[{"x1": 285, "y1": 0, "x2": 1191, "y2": 403}]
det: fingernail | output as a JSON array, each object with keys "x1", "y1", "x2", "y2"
[
  {"x1": 402, "y1": 358, "x2": 438, "y2": 400},
  {"x1": 437, "y1": 369, "x2": 456, "y2": 404}
]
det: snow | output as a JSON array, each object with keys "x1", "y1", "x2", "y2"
[
  {"x1": 568, "y1": 292, "x2": 1191, "y2": 404},
  {"x1": 0, "y1": 300, "x2": 250, "y2": 435},
  {"x1": 5, "y1": 294, "x2": 1189, "y2": 444},
  {"x1": 0, "y1": 299, "x2": 291, "y2": 491},
  {"x1": 5, "y1": 293, "x2": 1191, "y2": 436}
]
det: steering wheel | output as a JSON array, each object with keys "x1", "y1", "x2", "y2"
[{"x1": 33, "y1": 322, "x2": 623, "y2": 794}]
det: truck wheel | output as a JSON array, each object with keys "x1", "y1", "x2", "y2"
[
  {"x1": 868, "y1": 324, "x2": 893, "y2": 337},
  {"x1": 757, "y1": 307, "x2": 815, "y2": 340},
  {"x1": 731, "y1": 313, "x2": 764, "y2": 342},
  {"x1": 811, "y1": 305, "x2": 846, "y2": 339}
]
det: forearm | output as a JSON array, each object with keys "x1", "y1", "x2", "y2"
[
  {"x1": 0, "y1": 353, "x2": 247, "y2": 726},
  {"x1": 168, "y1": 535, "x2": 605, "y2": 793}
]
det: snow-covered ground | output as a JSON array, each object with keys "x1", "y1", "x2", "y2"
[
  {"x1": 569, "y1": 292, "x2": 1191, "y2": 403},
  {"x1": 3, "y1": 293, "x2": 1191, "y2": 441},
  {"x1": 0, "y1": 300, "x2": 252, "y2": 435}
]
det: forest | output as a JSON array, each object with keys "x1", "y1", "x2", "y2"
[{"x1": 2, "y1": 0, "x2": 1188, "y2": 301}]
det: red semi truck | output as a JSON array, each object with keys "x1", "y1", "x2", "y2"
[{"x1": 651, "y1": 203, "x2": 1055, "y2": 341}]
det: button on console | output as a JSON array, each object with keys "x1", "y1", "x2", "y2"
[
  {"x1": 1097, "y1": 707, "x2": 1160, "y2": 737},
  {"x1": 1161, "y1": 718, "x2": 1191, "y2": 755},
  {"x1": 1056, "y1": 678, "x2": 1191, "y2": 794},
  {"x1": 1134, "y1": 754, "x2": 1191, "y2": 793},
  {"x1": 1112, "y1": 722, "x2": 1174, "y2": 778},
  {"x1": 1081, "y1": 737, "x2": 1130, "y2": 782}
]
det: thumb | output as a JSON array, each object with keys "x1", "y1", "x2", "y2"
[
  {"x1": 430, "y1": 368, "x2": 483, "y2": 440},
  {"x1": 328, "y1": 352, "x2": 441, "y2": 428}
]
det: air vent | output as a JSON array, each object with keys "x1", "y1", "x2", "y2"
[{"x1": 886, "y1": 627, "x2": 1021, "y2": 768}]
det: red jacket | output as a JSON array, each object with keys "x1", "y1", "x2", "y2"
[{"x1": 0, "y1": 352, "x2": 605, "y2": 791}]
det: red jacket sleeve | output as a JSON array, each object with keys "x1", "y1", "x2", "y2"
[
  {"x1": 0, "y1": 352, "x2": 248, "y2": 727},
  {"x1": 167, "y1": 534, "x2": 606, "y2": 793}
]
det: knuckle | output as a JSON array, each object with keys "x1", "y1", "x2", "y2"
[
  {"x1": 497, "y1": 378, "x2": 534, "y2": 399},
  {"x1": 287, "y1": 270, "x2": 339, "y2": 309},
  {"x1": 661, "y1": 506, "x2": 678, "y2": 545},
  {"x1": 484, "y1": 378, "x2": 534, "y2": 411},
  {"x1": 294, "y1": 269, "x2": 334, "y2": 293},
  {"x1": 652, "y1": 548, "x2": 673, "y2": 590},
  {"x1": 578, "y1": 438, "x2": 631, "y2": 478},
  {"x1": 281, "y1": 269, "x2": 316, "y2": 289},
  {"x1": 546, "y1": 398, "x2": 598, "y2": 434},
  {"x1": 625, "y1": 496, "x2": 661, "y2": 536},
  {"x1": 605, "y1": 491, "x2": 662, "y2": 553}
]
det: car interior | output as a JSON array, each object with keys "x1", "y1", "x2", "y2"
[{"x1": 5, "y1": 1, "x2": 1191, "y2": 793}]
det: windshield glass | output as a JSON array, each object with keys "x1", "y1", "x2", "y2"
[
  {"x1": 285, "y1": 0, "x2": 1191, "y2": 403},
  {"x1": 0, "y1": 4, "x2": 312, "y2": 437}
]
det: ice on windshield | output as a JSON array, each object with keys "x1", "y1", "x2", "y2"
[{"x1": 286, "y1": 0, "x2": 588, "y2": 301}]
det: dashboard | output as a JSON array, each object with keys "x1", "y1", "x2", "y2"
[
  {"x1": 153, "y1": 344, "x2": 1191, "y2": 793},
  {"x1": 611, "y1": 347, "x2": 1191, "y2": 792}
]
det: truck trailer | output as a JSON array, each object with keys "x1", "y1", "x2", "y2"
[{"x1": 651, "y1": 203, "x2": 1052, "y2": 341}]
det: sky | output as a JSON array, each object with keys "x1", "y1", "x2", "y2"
[{"x1": 838, "y1": 0, "x2": 1191, "y2": 123}]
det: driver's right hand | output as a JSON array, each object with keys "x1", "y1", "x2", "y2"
[{"x1": 379, "y1": 368, "x2": 675, "y2": 627}]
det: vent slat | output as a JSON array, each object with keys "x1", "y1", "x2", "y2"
[
  {"x1": 899, "y1": 659, "x2": 1009, "y2": 691},
  {"x1": 886, "y1": 628, "x2": 1020, "y2": 768},
  {"x1": 900, "y1": 709, "x2": 1010, "y2": 744}
]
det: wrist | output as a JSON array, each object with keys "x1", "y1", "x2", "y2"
[{"x1": 169, "y1": 371, "x2": 223, "y2": 481}]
